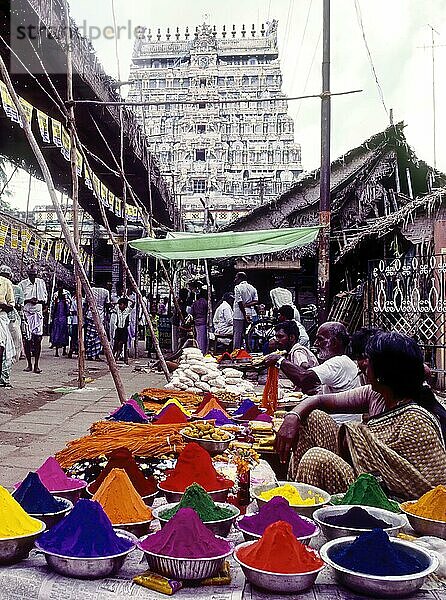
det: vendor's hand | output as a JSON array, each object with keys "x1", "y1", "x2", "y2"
[
  {"x1": 275, "y1": 413, "x2": 301, "y2": 463},
  {"x1": 263, "y1": 353, "x2": 280, "y2": 368}
]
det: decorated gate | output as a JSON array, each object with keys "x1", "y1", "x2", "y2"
[{"x1": 366, "y1": 255, "x2": 446, "y2": 390}]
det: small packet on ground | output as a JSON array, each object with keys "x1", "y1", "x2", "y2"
[{"x1": 133, "y1": 570, "x2": 182, "y2": 595}]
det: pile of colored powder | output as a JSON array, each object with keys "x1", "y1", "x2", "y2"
[
  {"x1": 155, "y1": 404, "x2": 188, "y2": 425},
  {"x1": 202, "y1": 409, "x2": 233, "y2": 426},
  {"x1": 13, "y1": 472, "x2": 63, "y2": 514},
  {"x1": 0, "y1": 485, "x2": 43, "y2": 537},
  {"x1": 196, "y1": 399, "x2": 230, "y2": 418},
  {"x1": 237, "y1": 521, "x2": 323, "y2": 574},
  {"x1": 233, "y1": 399, "x2": 255, "y2": 416},
  {"x1": 110, "y1": 399, "x2": 147, "y2": 421},
  {"x1": 238, "y1": 496, "x2": 316, "y2": 537},
  {"x1": 109, "y1": 403, "x2": 148, "y2": 424},
  {"x1": 331, "y1": 474, "x2": 400, "y2": 513},
  {"x1": 331, "y1": 529, "x2": 425, "y2": 576},
  {"x1": 88, "y1": 447, "x2": 157, "y2": 496},
  {"x1": 92, "y1": 469, "x2": 152, "y2": 524},
  {"x1": 260, "y1": 483, "x2": 325, "y2": 506},
  {"x1": 196, "y1": 393, "x2": 224, "y2": 412},
  {"x1": 157, "y1": 399, "x2": 190, "y2": 417},
  {"x1": 254, "y1": 413, "x2": 273, "y2": 423},
  {"x1": 403, "y1": 485, "x2": 446, "y2": 521},
  {"x1": 323, "y1": 506, "x2": 392, "y2": 529},
  {"x1": 160, "y1": 483, "x2": 234, "y2": 522},
  {"x1": 239, "y1": 406, "x2": 262, "y2": 420},
  {"x1": 36, "y1": 456, "x2": 85, "y2": 492},
  {"x1": 37, "y1": 499, "x2": 133, "y2": 557},
  {"x1": 140, "y1": 507, "x2": 231, "y2": 558},
  {"x1": 162, "y1": 442, "x2": 234, "y2": 492}
]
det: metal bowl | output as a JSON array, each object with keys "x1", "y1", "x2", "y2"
[
  {"x1": 29, "y1": 497, "x2": 73, "y2": 530},
  {"x1": 49, "y1": 481, "x2": 88, "y2": 504},
  {"x1": 0, "y1": 521, "x2": 46, "y2": 565},
  {"x1": 35, "y1": 530, "x2": 137, "y2": 579},
  {"x1": 313, "y1": 505, "x2": 407, "y2": 541},
  {"x1": 111, "y1": 519, "x2": 153, "y2": 537},
  {"x1": 180, "y1": 429, "x2": 235, "y2": 456},
  {"x1": 252, "y1": 481, "x2": 331, "y2": 518},
  {"x1": 153, "y1": 502, "x2": 240, "y2": 537},
  {"x1": 233, "y1": 541, "x2": 324, "y2": 592},
  {"x1": 137, "y1": 536, "x2": 233, "y2": 580},
  {"x1": 86, "y1": 483, "x2": 157, "y2": 507},
  {"x1": 401, "y1": 501, "x2": 446, "y2": 539},
  {"x1": 235, "y1": 515, "x2": 319, "y2": 545},
  {"x1": 157, "y1": 484, "x2": 233, "y2": 504},
  {"x1": 320, "y1": 536, "x2": 439, "y2": 598}
]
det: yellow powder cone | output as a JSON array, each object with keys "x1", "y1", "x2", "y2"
[
  {"x1": 157, "y1": 399, "x2": 191, "y2": 417},
  {"x1": 259, "y1": 483, "x2": 324, "y2": 506},
  {"x1": 0, "y1": 485, "x2": 43, "y2": 537},
  {"x1": 404, "y1": 485, "x2": 446, "y2": 521},
  {"x1": 92, "y1": 469, "x2": 153, "y2": 524}
]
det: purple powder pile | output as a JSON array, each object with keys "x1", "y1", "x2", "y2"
[
  {"x1": 139, "y1": 507, "x2": 231, "y2": 558},
  {"x1": 324, "y1": 506, "x2": 392, "y2": 529},
  {"x1": 37, "y1": 499, "x2": 133, "y2": 558},
  {"x1": 254, "y1": 414, "x2": 273, "y2": 423},
  {"x1": 13, "y1": 472, "x2": 63, "y2": 514},
  {"x1": 108, "y1": 403, "x2": 148, "y2": 424},
  {"x1": 238, "y1": 496, "x2": 317, "y2": 537},
  {"x1": 233, "y1": 399, "x2": 255, "y2": 416},
  {"x1": 202, "y1": 409, "x2": 233, "y2": 426}
]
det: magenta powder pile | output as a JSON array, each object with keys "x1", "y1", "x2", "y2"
[
  {"x1": 202, "y1": 409, "x2": 233, "y2": 426},
  {"x1": 37, "y1": 499, "x2": 133, "y2": 558},
  {"x1": 139, "y1": 507, "x2": 231, "y2": 558},
  {"x1": 36, "y1": 457, "x2": 85, "y2": 492},
  {"x1": 238, "y1": 496, "x2": 317, "y2": 537}
]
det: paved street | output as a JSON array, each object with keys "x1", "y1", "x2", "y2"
[{"x1": 0, "y1": 339, "x2": 165, "y2": 488}]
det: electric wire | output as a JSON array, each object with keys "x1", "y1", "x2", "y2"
[
  {"x1": 295, "y1": 27, "x2": 322, "y2": 121},
  {"x1": 353, "y1": 0, "x2": 389, "y2": 118},
  {"x1": 290, "y1": 0, "x2": 313, "y2": 92}
]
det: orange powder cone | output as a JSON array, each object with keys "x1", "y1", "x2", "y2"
[
  {"x1": 92, "y1": 468, "x2": 152, "y2": 524},
  {"x1": 195, "y1": 399, "x2": 230, "y2": 418}
]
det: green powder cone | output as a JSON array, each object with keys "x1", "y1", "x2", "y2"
[
  {"x1": 332, "y1": 474, "x2": 400, "y2": 513},
  {"x1": 160, "y1": 483, "x2": 233, "y2": 522}
]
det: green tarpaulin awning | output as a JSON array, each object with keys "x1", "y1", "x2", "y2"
[{"x1": 129, "y1": 226, "x2": 320, "y2": 261}]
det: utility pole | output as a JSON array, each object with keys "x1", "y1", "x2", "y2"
[
  {"x1": 429, "y1": 24, "x2": 439, "y2": 169},
  {"x1": 317, "y1": 0, "x2": 331, "y2": 324}
]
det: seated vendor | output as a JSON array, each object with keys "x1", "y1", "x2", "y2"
[
  {"x1": 265, "y1": 321, "x2": 361, "y2": 423},
  {"x1": 275, "y1": 331, "x2": 446, "y2": 499},
  {"x1": 277, "y1": 305, "x2": 310, "y2": 347}
]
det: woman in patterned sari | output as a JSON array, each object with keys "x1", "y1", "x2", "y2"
[{"x1": 276, "y1": 331, "x2": 446, "y2": 499}]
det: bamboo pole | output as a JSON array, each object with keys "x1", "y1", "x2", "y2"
[
  {"x1": 65, "y1": 2, "x2": 85, "y2": 389},
  {"x1": 0, "y1": 53, "x2": 127, "y2": 405},
  {"x1": 68, "y1": 115, "x2": 170, "y2": 379}
]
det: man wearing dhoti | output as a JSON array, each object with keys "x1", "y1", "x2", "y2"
[
  {"x1": 0, "y1": 273, "x2": 16, "y2": 387},
  {"x1": 19, "y1": 265, "x2": 48, "y2": 374}
]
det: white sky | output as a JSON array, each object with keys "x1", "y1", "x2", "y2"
[{"x1": 5, "y1": 0, "x2": 446, "y2": 210}]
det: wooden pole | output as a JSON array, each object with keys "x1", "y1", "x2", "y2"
[
  {"x1": 120, "y1": 107, "x2": 128, "y2": 296},
  {"x1": 317, "y1": 0, "x2": 331, "y2": 324},
  {"x1": 65, "y1": 2, "x2": 85, "y2": 389},
  {"x1": 0, "y1": 53, "x2": 127, "y2": 405},
  {"x1": 204, "y1": 259, "x2": 213, "y2": 341}
]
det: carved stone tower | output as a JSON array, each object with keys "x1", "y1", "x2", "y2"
[{"x1": 129, "y1": 20, "x2": 302, "y2": 231}]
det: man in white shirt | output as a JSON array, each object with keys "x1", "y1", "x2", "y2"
[
  {"x1": 0, "y1": 273, "x2": 15, "y2": 387},
  {"x1": 270, "y1": 277, "x2": 300, "y2": 322},
  {"x1": 265, "y1": 321, "x2": 361, "y2": 422},
  {"x1": 19, "y1": 265, "x2": 47, "y2": 374},
  {"x1": 213, "y1": 293, "x2": 234, "y2": 346},
  {"x1": 233, "y1": 272, "x2": 258, "y2": 349}
]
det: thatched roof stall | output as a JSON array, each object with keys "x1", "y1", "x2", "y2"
[{"x1": 0, "y1": 0, "x2": 173, "y2": 231}]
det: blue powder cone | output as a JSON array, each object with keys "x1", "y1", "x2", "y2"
[
  {"x1": 37, "y1": 499, "x2": 134, "y2": 558},
  {"x1": 13, "y1": 472, "x2": 62, "y2": 514}
]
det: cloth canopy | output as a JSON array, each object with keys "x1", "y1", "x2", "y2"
[{"x1": 129, "y1": 226, "x2": 320, "y2": 261}]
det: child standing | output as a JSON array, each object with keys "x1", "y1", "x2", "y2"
[{"x1": 113, "y1": 297, "x2": 132, "y2": 364}]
